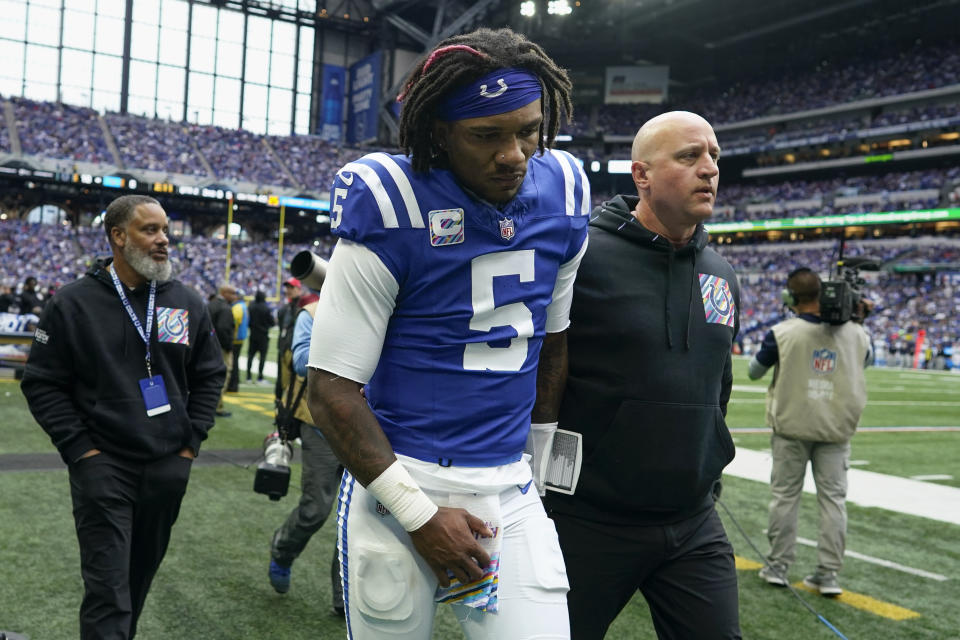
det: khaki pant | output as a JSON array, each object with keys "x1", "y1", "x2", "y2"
[
  {"x1": 217, "y1": 349, "x2": 233, "y2": 412},
  {"x1": 766, "y1": 434, "x2": 850, "y2": 574}
]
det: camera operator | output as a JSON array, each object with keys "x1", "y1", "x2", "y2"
[
  {"x1": 749, "y1": 267, "x2": 872, "y2": 597},
  {"x1": 267, "y1": 281, "x2": 343, "y2": 616}
]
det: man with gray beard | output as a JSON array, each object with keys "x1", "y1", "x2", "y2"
[{"x1": 22, "y1": 195, "x2": 225, "y2": 639}]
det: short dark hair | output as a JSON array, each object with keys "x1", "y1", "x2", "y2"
[
  {"x1": 397, "y1": 27, "x2": 573, "y2": 173},
  {"x1": 103, "y1": 195, "x2": 160, "y2": 245},
  {"x1": 786, "y1": 267, "x2": 821, "y2": 305}
]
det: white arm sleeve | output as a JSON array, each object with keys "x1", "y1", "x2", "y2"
[
  {"x1": 308, "y1": 239, "x2": 399, "y2": 384},
  {"x1": 544, "y1": 234, "x2": 589, "y2": 333}
]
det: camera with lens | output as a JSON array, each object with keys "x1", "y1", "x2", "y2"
[
  {"x1": 254, "y1": 431, "x2": 293, "y2": 501},
  {"x1": 820, "y1": 257, "x2": 879, "y2": 325},
  {"x1": 253, "y1": 250, "x2": 328, "y2": 501}
]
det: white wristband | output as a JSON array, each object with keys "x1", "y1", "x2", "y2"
[{"x1": 366, "y1": 460, "x2": 438, "y2": 532}]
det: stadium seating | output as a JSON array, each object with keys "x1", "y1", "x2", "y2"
[
  {"x1": 3, "y1": 215, "x2": 955, "y2": 367},
  {"x1": 567, "y1": 37, "x2": 960, "y2": 136}
]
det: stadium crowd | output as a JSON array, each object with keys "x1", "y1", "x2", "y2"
[
  {"x1": 2, "y1": 36, "x2": 959, "y2": 199},
  {"x1": 105, "y1": 113, "x2": 208, "y2": 176},
  {"x1": 1, "y1": 217, "x2": 956, "y2": 369},
  {"x1": 578, "y1": 37, "x2": 960, "y2": 136},
  {"x1": 10, "y1": 97, "x2": 113, "y2": 164}
]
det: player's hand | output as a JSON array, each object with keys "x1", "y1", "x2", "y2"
[{"x1": 408, "y1": 507, "x2": 492, "y2": 588}]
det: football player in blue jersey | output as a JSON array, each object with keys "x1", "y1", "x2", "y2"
[{"x1": 306, "y1": 27, "x2": 589, "y2": 640}]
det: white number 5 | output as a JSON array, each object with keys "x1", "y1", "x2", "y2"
[{"x1": 463, "y1": 250, "x2": 535, "y2": 372}]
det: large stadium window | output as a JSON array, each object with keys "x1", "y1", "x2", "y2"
[
  {"x1": 187, "y1": 71, "x2": 214, "y2": 125},
  {"x1": 1, "y1": 0, "x2": 313, "y2": 135},
  {"x1": 0, "y1": 41, "x2": 25, "y2": 97},
  {"x1": 61, "y1": 50, "x2": 95, "y2": 107},
  {"x1": 26, "y1": 4, "x2": 60, "y2": 48},
  {"x1": 24, "y1": 44, "x2": 58, "y2": 102},
  {"x1": 131, "y1": 22, "x2": 160, "y2": 63},
  {"x1": 63, "y1": 10, "x2": 96, "y2": 51},
  {"x1": 0, "y1": 0, "x2": 28, "y2": 41}
]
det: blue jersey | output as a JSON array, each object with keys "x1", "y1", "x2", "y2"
[{"x1": 329, "y1": 151, "x2": 590, "y2": 466}]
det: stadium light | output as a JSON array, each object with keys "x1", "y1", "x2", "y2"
[
  {"x1": 520, "y1": 1, "x2": 536, "y2": 17},
  {"x1": 547, "y1": 0, "x2": 572, "y2": 15}
]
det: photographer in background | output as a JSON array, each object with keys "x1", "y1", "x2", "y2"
[
  {"x1": 750, "y1": 267, "x2": 872, "y2": 596},
  {"x1": 268, "y1": 281, "x2": 343, "y2": 615}
]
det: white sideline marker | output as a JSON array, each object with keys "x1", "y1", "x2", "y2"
[
  {"x1": 910, "y1": 474, "x2": 954, "y2": 481},
  {"x1": 795, "y1": 536, "x2": 948, "y2": 582}
]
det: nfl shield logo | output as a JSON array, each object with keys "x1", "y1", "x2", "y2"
[
  {"x1": 499, "y1": 217, "x2": 515, "y2": 241},
  {"x1": 811, "y1": 348, "x2": 837, "y2": 374}
]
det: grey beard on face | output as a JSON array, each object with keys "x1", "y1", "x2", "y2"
[{"x1": 124, "y1": 243, "x2": 172, "y2": 282}]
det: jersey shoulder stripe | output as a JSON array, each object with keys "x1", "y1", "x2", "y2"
[
  {"x1": 541, "y1": 149, "x2": 591, "y2": 217},
  {"x1": 334, "y1": 153, "x2": 425, "y2": 231},
  {"x1": 365, "y1": 152, "x2": 425, "y2": 229}
]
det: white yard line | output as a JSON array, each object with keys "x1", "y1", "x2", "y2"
[
  {"x1": 793, "y1": 536, "x2": 949, "y2": 581},
  {"x1": 729, "y1": 397, "x2": 960, "y2": 406},
  {"x1": 725, "y1": 448, "x2": 960, "y2": 526}
]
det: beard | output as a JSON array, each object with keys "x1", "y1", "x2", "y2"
[{"x1": 124, "y1": 243, "x2": 172, "y2": 282}]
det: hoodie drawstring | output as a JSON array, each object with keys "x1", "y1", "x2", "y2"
[
  {"x1": 665, "y1": 250, "x2": 674, "y2": 349},
  {"x1": 686, "y1": 251, "x2": 696, "y2": 351},
  {"x1": 665, "y1": 248, "x2": 697, "y2": 351}
]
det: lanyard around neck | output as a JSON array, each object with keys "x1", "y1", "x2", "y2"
[{"x1": 109, "y1": 264, "x2": 157, "y2": 378}]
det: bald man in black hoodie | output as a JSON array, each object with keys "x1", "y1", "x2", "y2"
[{"x1": 545, "y1": 111, "x2": 741, "y2": 640}]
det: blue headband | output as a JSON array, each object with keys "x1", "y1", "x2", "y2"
[{"x1": 437, "y1": 68, "x2": 542, "y2": 122}]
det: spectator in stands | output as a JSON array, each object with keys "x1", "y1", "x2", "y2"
[
  {"x1": 750, "y1": 268, "x2": 872, "y2": 596},
  {"x1": 546, "y1": 111, "x2": 741, "y2": 639},
  {"x1": 0, "y1": 284, "x2": 15, "y2": 312},
  {"x1": 246, "y1": 289, "x2": 274, "y2": 384},
  {"x1": 20, "y1": 276, "x2": 42, "y2": 314}
]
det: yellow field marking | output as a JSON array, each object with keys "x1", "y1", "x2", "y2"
[
  {"x1": 793, "y1": 582, "x2": 921, "y2": 621},
  {"x1": 222, "y1": 397, "x2": 274, "y2": 417},
  {"x1": 736, "y1": 556, "x2": 921, "y2": 621},
  {"x1": 227, "y1": 392, "x2": 274, "y2": 401},
  {"x1": 735, "y1": 556, "x2": 763, "y2": 570}
]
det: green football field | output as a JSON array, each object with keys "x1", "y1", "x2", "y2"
[{"x1": 1, "y1": 358, "x2": 958, "y2": 639}]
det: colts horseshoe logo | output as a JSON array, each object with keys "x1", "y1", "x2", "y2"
[{"x1": 479, "y1": 78, "x2": 508, "y2": 98}]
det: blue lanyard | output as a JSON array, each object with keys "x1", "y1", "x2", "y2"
[{"x1": 109, "y1": 264, "x2": 157, "y2": 379}]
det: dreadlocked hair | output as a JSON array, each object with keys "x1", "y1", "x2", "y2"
[{"x1": 397, "y1": 27, "x2": 573, "y2": 173}]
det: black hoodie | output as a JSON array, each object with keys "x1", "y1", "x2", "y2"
[
  {"x1": 22, "y1": 259, "x2": 226, "y2": 464},
  {"x1": 545, "y1": 195, "x2": 740, "y2": 525}
]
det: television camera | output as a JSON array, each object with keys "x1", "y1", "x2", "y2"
[{"x1": 820, "y1": 256, "x2": 880, "y2": 325}]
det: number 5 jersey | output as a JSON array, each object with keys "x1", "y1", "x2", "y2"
[{"x1": 308, "y1": 150, "x2": 590, "y2": 467}]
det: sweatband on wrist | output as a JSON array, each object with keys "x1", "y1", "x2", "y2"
[{"x1": 366, "y1": 460, "x2": 438, "y2": 532}]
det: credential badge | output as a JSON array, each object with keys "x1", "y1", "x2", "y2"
[{"x1": 429, "y1": 208, "x2": 465, "y2": 247}]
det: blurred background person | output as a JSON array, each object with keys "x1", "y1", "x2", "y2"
[{"x1": 246, "y1": 289, "x2": 274, "y2": 384}]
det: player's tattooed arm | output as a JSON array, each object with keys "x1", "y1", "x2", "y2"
[
  {"x1": 306, "y1": 369, "x2": 395, "y2": 485},
  {"x1": 532, "y1": 330, "x2": 568, "y2": 423}
]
